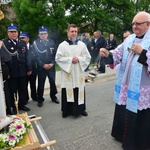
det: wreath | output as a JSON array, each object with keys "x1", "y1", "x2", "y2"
[{"x1": 0, "y1": 115, "x2": 31, "y2": 149}]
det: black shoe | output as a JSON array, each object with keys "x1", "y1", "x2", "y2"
[
  {"x1": 38, "y1": 102, "x2": 43, "y2": 107},
  {"x1": 82, "y1": 111, "x2": 88, "y2": 116},
  {"x1": 18, "y1": 106, "x2": 30, "y2": 111},
  {"x1": 52, "y1": 98, "x2": 60, "y2": 104},
  {"x1": 62, "y1": 113, "x2": 67, "y2": 118}
]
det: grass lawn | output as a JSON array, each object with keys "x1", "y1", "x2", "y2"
[{"x1": 55, "y1": 64, "x2": 60, "y2": 71}]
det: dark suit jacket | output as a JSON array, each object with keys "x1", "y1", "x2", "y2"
[
  {"x1": 106, "y1": 38, "x2": 117, "y2": 50},
  {"x1": 2, "y1": 37, "x2": 32, "y2": 78},
  {"x1": 33, "y1": 38, "x2": 57, "y2": 79},
  {"x1": 92, "y1": 36, "x2": 106, "y2": 50},
  {"x1": 28, "y1": 44, "x2": 38, "y2": 74}
]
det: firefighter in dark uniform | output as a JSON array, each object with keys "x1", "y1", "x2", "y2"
[
  {"x1": 3, "y1": 23, "x2": 32, "y2": 114},
  {"x1": 19, "y1": 31, "x2": 38, "y2": 102},
  {"x1": 33, "y1": 26, "x2": 59, "y2": 107}
]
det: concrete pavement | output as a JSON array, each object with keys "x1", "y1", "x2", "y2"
[
  {"x1": 44, "y1": 66, "x2": 116, "y2": 93},
  {"x1": 26, "y1": 67, "x2": 121, "y2": 150}
]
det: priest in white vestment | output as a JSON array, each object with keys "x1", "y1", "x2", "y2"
[{"x1": 55, "y1": 24, "x2": 91, "y2": 118}]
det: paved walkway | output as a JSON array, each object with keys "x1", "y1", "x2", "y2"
[
  {"x1": 44, "y1": 66, "x2": 116, "y2": 91},
  {"x1": 28, "y1": 66, "x2": 116, "y2": 96},
  {"x1": 26, "y1": 67, "x2": 119, "y2": 150}
]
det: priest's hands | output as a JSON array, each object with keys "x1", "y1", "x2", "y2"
[
  {"x1": 130, "y1": 44, "x2": 143, "y2": 54},
  {"x1": 72, "y1": 57, "x2": 79, "y2": 64},
  {"x1": 100, "y1": 48, "x2": 109, "y2": 57}
]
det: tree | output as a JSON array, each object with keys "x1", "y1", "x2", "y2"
[
  {"x1": 9, "y1": 0, "x2": 150, "y2": 43},
  {"x1": 0, "y1": 2, "x2": 12, "y2": 39},
  {"x1": 11, "y1": 0, "x2": 68, "y2": 44},
  {"x1": 12, "y1": 0, "x2": 49, "y2": 41},
  {"x1": 132, "y1": 0, "x2": 150, "y2": 12},
  {"x1": 63, "y1": 0, "x2": 135, "y2": 40}
]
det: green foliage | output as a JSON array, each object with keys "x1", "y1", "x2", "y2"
[
  {"x1": 12, "y1": 0, "x2": 50, "y2": 42},
  {"x1": 0, "y1": 4, "x2": 11, "y2": 39},
  {"x1": 55, "y1": 64, "x2": 60, "y2": 71},
  {"x1": 1, "y1": 0, "x2": 150, "y2": 43},
  {"x1": 134, "y1": 0, "x2": 150, "y2": 12}
]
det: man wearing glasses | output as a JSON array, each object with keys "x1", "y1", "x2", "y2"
[
  {"x1": 33, "y1": 26, "x2": 59, "y2": 107},
  {"x1": 100, "y1": 11, "x2": 150, "y2": 150}
]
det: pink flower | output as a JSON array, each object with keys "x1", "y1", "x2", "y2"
[
  {"x1": 16, "y1": 125, "x2": 22, "y2": 130},
  {"x1": 9, "y1": 134, "x2": 15, "y2": 140},
  {"x1": 14, "y1": 117, "x2": 19, "y2": 120},
  {"x1": 10, "y1": 121, "x2": 14, "y2": 125}
]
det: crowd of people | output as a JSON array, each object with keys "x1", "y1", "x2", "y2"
[
  {"x1": 0, "y1": 24, "x2": 60, "y2": 115},
  {"x1": 82, "y1": 30, "x2": 118, "y2": 74},
  {"x1": 1, "y1": 10, "x2": 150, "y2": 150}
]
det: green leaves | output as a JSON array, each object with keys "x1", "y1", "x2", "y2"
[{"x1": 1, "y1": 0, "x2": 150, "y2": 43}]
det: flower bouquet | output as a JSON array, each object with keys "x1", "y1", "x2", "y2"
[{"x1": 0, "y1": 115, "x2": 31, "y2": 150}]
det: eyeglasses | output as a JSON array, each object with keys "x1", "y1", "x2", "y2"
[{"x1": 131, "y1": 21, "x2": 148, "y2": 26}]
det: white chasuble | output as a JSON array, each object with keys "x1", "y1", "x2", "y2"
[{"x1": 55, "y1": 40, "x2": 91, "y2": 105}]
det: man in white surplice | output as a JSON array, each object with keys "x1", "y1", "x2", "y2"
[{"x1": 55, "y1": 24, "x2": 91, "y2": 118}]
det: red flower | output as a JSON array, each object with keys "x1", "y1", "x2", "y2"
[
  {"x1": 9, "y1": 134, "x2": 15, "y2": 140},
  {"x1": 16, "y1": 125, "x2": 22, "y2": 130}
]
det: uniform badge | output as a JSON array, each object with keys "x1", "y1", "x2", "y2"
[
  {"x1": 22, "y1": 47, "x2": 26, "y2": 53},
  {"x1": 50, "y1": 47, "x2": 54, "y2": 54},
  {"x1": 8, "y1": 40, "x2": 11, "y2": 43},
  {"x1": 11, "y1": 47, "x2": 14, "y2": 50}
]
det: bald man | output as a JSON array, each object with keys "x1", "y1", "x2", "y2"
[{"x1": 100, "y1": 11, "x2": 150, "y2": 150}]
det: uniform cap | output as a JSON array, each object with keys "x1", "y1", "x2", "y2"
[
  {"x1": 19, "y1": 31, "x2": 29, "y2": 38},
  {"x1": 6, "y1": 23, "x2": 18, "y2": 31},
  {"x1": 38, "y1": 26, "x2": 48, "y2": 34}
]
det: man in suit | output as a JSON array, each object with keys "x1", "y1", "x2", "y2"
[
  {"x1": 2, "y1": 23, "x2": 32, "y2": 114},
  {"x1": 33, "y1": 26, "x2": 59, "y2": 107},
  {"x1": 82, "y1": 32, "x2": 91, "y2": 71},
  {"x1": 106, "y1": 34, "x2": 117, "y2": 51},
  {"x1": 91, "y1": 30, "x2": 106, "y2": 73},
  {"x1": 19, "y1": 31, "x2": 38, "y2": 102}
]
